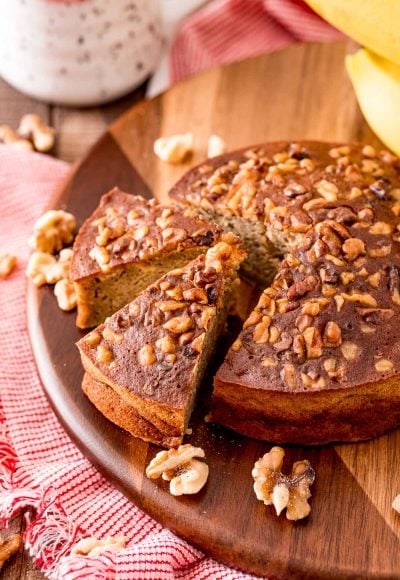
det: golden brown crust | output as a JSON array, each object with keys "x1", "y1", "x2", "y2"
[
  {"x1": 170, "y1": 141, "x2": 400, "y2": 443},
  {"x1": 212, "y1": 374, "x2": 400, "y2": 444},
  {"x1": 82, "y1": 373, "x2": 181, "y2": 447}
]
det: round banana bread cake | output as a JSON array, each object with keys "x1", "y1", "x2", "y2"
[{"x1": 169, "y1": 141, "x2": 400, "y2": 444}]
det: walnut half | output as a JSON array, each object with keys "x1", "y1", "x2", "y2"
[
  {"x1": 146, "y1": 444, "x2": 209, "y2": 496},
  {"x1": 252, "y1": 446, "x2": 315, "y2": 520},
  {"x1": 71, "y1": 534, "x2": 125, "y2": 558}
]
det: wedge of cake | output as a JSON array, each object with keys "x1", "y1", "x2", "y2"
[
  {"x1": 77, "y1": 238, "x2": 246, "y2": 447},
  {"x1": 170, "y1": 141, "x2": 400, "y2": 443},
  {"x1": 71, "y1": 187, "x2": 224, "y2": 328}
]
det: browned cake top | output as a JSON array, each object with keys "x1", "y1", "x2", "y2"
[
  {"x1": 77, "y1": 239, "x2": 246, "y2": 408},
  {"x1": 70, "y1": 187, "x2": 223, "y2": 281},
  {"x1": 170, "y1": 141, "x2": 400, "y2": 393}
]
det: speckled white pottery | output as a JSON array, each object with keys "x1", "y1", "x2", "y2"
[{"x1": 0, "y1": 0, "x2": 163, "y2": 106}]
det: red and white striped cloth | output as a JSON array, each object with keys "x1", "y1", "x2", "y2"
[
  {"x1": 0, "y1": 1, "x2": 343, "y2": 578},
  {"x1": 169, "y1": 0, "x2": 343, "y2": 82}
]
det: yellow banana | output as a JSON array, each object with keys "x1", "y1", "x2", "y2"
[
  {"x1": 305, "y1": 0, "x2": 400, "y2": 66},
  {"x1": 346, "y1": 48, "x2": 400, "y2": 155}
]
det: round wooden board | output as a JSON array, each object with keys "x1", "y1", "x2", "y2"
[{"x1": 28, "y1": 41, "x2": 400, "y2": 579}]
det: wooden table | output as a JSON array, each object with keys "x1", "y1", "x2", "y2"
[{"x1": 0, "y1": 74, "x2": 146, "y2": 579}]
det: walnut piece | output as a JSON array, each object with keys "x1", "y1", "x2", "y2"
[
  {"x1": 146, "y1": 444, "x2": 209, "y2": 496},
  {"x1": 207, "y1": 134, "x2": 226, "y2": 158},
  {"x1": 29, "y1": 210, "x2": 76, "y2": 254},
  {"x1": 26, "y1": 248, "x2": 73, "y2": 287},
  {"x1": 0, "y1": 125, "x2": 33, "y2": 151},
  {"x1": 154, "y1": 133, "x2": 193, "y2": 163},
  {"x1": 138, "y1": 344, "x2": 156, "y2": 366},
  {"x1": 54, "y1": 279, "x2": 77, "y2": 311},
  {"x1": 0, "y1": 533, "x2": 22, "y2": 570},
  {"x1": 375, "y1": 359, "x2": 393, "y2": 372},
  {"x1": 252, "y1": 446, "x2": 315, "y2": 521},
  {"x1": 71, "y1": 534, "x2": 125, "y2": 558},
  {"x1": 18, "y1": 114, "x2": 55, "y2": 152},
  {"x1": 0, "y1": 252, "x2": 17, "y2": 279},
  {"x1": 392, "y1": 494, "x2": 400, "y2": 514}
]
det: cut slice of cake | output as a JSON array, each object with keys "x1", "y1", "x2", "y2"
[
  {"x1": 70, "y1": 187, "x2": 224, "y2": 328},
  {"x1": 77, "y1": 239, "x2": 246, "y2": 447}
]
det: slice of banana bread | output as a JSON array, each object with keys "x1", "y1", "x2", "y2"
[
  {"x1": 77, "y1": 239, "x2": 246, "y2": 447},
  {"x1": 71, "y1": 187, "x2": 224, "y2": 328}
]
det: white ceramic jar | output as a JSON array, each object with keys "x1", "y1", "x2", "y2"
[{"x1": 0, "y1": 0, "x2": 163, "y2": 106}]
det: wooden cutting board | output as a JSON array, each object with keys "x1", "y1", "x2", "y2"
[{"x1": 27, "y1": 41, "x2": 400, "y2": 579}]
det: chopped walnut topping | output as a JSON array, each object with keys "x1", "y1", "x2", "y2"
[
  {"x1": 155, "y1": 335, "x2": 176, "y2": 354},
  {"x1": 164, "y1": 315, "x2": 193, "y2": 334},
  {"x1": 342, "y1": 291, "x2": 377, "y2": 307},
  {"x1": 253, "y1": 316, "x2": 271, "y2": 344},
  {"x1": 283, "y1": 183, "x2": 307, "y2": 198},
  {"x1": 89, "y1": 246, "x2": 110, "y2": 270},
  {"x1": 342, "y1": 238, "x2": 366, "y2": 261},
  {"x1": 269, "y1": 325, "x2": 280, "y2": 343},
  {"x1": 295, "y1": 314, "x2": 314, "y2": 333},
  {"x1": 323, "y1": 321, "x2": 342, "y2": 347},
  {"x1": 261, "y1": 356, "x2": 277, "y2": 367},
  {"x1": 388, "y1": 266, "x2": 400, "y2": 306},
  {"x1": 315, "y1": 179, "x2": 338, "y2": 201},
  {"x1": 303, "y1": 327, "x2": 323, "y2": 359},
  {"x1": 182, "y1": 287, "x2": 208, "y2": 304},
  {"x1": 29, "y1": 210, "x2": 76, "y2": 254},
  {"x1": 301, "y1": 372, "x2": 325, "y2": 389},
  {"x1": 0, "y1": 252, "x2": 17, "y2": 279},
  {"x1": 323, "y1": 357, "x2": 342, "y2": 379},
  {"x1": 191, "y1": 333, "x2": 205, "y2": 352},
  {"x1": 97, "y1": 344, "x2": 113, "y2": 364},
  {"x1": 341, "y1": 342, "x2": 359, "y2": 361},
  {"x1": 375, "y1": 359, "x2": 393, "y2": 372},
  {"x1": 231, "y1": 338, "x2": 242, "y2": 352},
  {"x1": 287, "y1": 275, "x2": 318, "y2": 300},
  {"x1": 156, "y1": 300, "x2": 186, "y2": 312},
  {"x1": 369, "y1": 221, "x2": 393, "y2": 235},
  {"x1": 138, "y1": 344, "x2": 156, "y2": 366},
  {"x1": 367, "y1": 272, "x2": 381, "y2": 288},
  {"x1": 146, "y1": 444, "x2": 208, "y2": 496},
  {"x1": 340, "y1": 272, "x2": 355, "y2": 286},
  {"x1": 334, "y1": 295, "x2": 345, "y2": 312},
  {"x1": 362, "y1": 145, "x2": 376, "y2": 158},
  {"x1": 280, "y1": 364, "x2": 296, "y2": 388},
  {"x1": 85, "y1": 331, "x2": 101, "y2": 347},
  {"x1": 102, "y1": 326, "x2": 123, "y2": 343},
  {"x1": 369, "y1": 244, "x2": 392, "y2": 258},
  {"x1": 252, "y1": 446, "x2": 315, "y2": 521},
  {"x1": 205, "y1": 241, "x2": 232, "y2": 272}
]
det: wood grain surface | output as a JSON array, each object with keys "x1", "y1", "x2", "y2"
[{"x1": 22, "y1": 41, "x2": 400, "y2": 579}]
